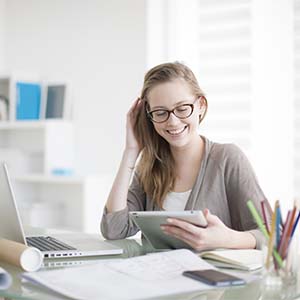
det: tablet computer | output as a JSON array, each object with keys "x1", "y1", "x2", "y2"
[{"x1": 129, "y1": 211, "x2": 207, "y2": 250}]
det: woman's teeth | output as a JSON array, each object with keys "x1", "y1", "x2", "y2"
[{"x1": 167, "y1": 126, "x2": 187, "y2": 135}]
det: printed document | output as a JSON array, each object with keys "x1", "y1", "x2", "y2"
[{"x1": 23, "y1": 249, "x2": 216, "y2": 300}]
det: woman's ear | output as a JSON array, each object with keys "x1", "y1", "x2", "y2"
[
  {"x1": 198, "y1": 96, "x2": 207, "y2": 113},
  {"x1": 198, "y1": 96, "x2": 208, "y2": 123}
]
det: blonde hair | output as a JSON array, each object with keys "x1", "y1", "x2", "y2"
[{"x1": 134, "y1": 62, "x2": 207, "y2": 208}]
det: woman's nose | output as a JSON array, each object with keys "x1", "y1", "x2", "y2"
[{"x1": 166, "y1": 112, "x2": 181, "y2": 125}]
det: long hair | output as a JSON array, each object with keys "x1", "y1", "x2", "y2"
[{"x1": 134, "y1": 62, "x2": 207, "y2": 208}]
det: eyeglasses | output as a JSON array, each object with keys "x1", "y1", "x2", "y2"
[{"x1": 147, "y1": 98, "x2": 200, "y2": 123}]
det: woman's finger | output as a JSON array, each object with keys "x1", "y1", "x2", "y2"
[
  {"x1": 128, "y1": 97, "x2": 141, "y2": 115},
  {"x1": 166, "y1": 218, "x2": 204, "y2": 235},
  {"x1": 163, "y1": 226, "x2": 201, "y2": 249},
  {"x1": 162, "y1": 224, "x2": 201, "y2": 246}
]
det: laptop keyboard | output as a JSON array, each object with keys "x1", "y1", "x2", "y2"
[{"x1": 26, "y1": 236, "x2": 77, "y2": 252}]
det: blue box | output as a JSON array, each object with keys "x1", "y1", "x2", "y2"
[{"x1": 16, "y1": 82, "x2": 41, "y2": 120}]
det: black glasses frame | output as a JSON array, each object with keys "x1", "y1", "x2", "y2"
[{"x1": 147, "y1": 97, "x2": 200, "y2": 123}]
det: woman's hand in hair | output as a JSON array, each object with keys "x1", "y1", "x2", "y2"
[
  {"x1": 126, "y1": 98, "x2": 143, "y2": 154},
  {"x1": 161, "y1": 209, "x2": 256, "y2": 250}
]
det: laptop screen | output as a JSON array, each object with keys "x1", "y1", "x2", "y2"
[{"x1": 0, "y1": 163, "x2": 27, "y2": 244}]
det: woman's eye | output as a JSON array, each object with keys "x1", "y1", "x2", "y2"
[
  {"x1": 176, "y1": 107, "x2": 188, "y2": 112},
  {"x1": 154, "y1": 111, "x2": 167, "y2": 117}
]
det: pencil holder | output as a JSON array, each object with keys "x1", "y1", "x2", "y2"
[
  {"x1": 247, "y1": 199, "x2": 300, "y2": 298},
  {"x1": 263, "y1": 233, "x2": 299, "y2": 288},
  {"x1": 282, "y1": 232, "x2": 299, "y2": 286}
]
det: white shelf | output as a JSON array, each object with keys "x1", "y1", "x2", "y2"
[
  {"x1": 0, "y1": 120, "x2": 72, "y2": 130},
  {"x1": 12, "y1": 174, "x2": 85, "y2": 184},
  {"x1": 12, "y1": 174, "x2": 106, "y2": 233},
  {"x1": 0, "y1": 120, "x2": 74, "y2": 174}
]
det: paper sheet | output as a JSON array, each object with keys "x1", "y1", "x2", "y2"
[
  {"x1": 23, "y1": 249, "x2": 216, "y2": 300},
  {"x1": 0, "y1": 267, "x2": 12, "y2": 290}
]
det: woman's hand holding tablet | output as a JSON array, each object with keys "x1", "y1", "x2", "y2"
[{"x1": 129, "y1": 211, "x2": 207, "y2": 250}]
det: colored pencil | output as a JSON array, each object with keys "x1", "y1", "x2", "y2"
[
  {"x1": 247, "y1": 200, "x2": 283, "y2": 267},
  {"x1": 277, "y1": 210, "x2": 291, "y2": 253},
  {"x1": 261, "y1": 200, "x2": 270, "y2": 233},
  {"x1": 263, "y1": 199, "x2": 273, "y2": 217},
  {"x1": 247, "y1": 200, "x2": 269, "y2": 237},
  {"x1": 266, "y1": 201, "x2": 277, "y2": 269},
  {"x1": 277, "y1": 204, "x2": 284, "y2": 228},
  {"x1": 279, "y1": 207, "x2": 297, "y2": 259},
  {"x1": 291, "y1": 211, "x2": 300, "y2": 239},
  {"x1": 275, "y1": 202, "x2": 281, "y2": 248}
]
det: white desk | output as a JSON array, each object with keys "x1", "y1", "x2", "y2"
[{"x1": 0, "y1": 228, "x2": 300, "y2": 300}]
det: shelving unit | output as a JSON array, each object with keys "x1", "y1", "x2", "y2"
[
  {"x1": 0, "y1": 74, "x2": 105, "y2": 233},
  {"x1": 0, "y1": 120, "x2": 105, "y2": 233},
  {"x1": 0, "y1": 120, "x2": 74, "y2": 175},
  {"x1": 13, "y1": 174, "x2": 106, "y2": 233}
]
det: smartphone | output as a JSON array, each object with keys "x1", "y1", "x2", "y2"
[{"x1": 182, "y1": 269, "x2": 246, "y2": 287}]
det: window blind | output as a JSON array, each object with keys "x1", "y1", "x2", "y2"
[
  {"x1": 294, "y1": 0, "x2": 300, "y2": 196},
  {"x1": 196, "y1": 0, "x2": 252, "y2": 152}
]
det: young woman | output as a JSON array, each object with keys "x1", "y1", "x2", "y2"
[{"x1": 101, "y1": 62, "x2": 268, "y2": 250}]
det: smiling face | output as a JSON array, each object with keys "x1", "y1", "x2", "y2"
[{"x1": 147, "y1": 79, "x2": 202, "y2": 150}]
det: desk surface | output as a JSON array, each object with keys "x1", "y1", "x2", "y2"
[{"x1": 1, "y1": 228, "x2": 300, "y2": 300}]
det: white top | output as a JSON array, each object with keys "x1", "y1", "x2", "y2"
[{"x1": 163, "y1": 190, "x2": 192, "y2": 211}]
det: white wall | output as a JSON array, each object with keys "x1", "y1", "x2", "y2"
[
  {"x1": 0, "y1": 0, "x2": 6, "y2": 71},
  {"x1": 3, "y1": 0, "x2": 147, "y2": 177},
  {"x1": 251, "y1": 0, "x2": 294, "y2": 212}
]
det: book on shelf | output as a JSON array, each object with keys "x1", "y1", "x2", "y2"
[
  {"x1": 0, "y1": 77, "x2": 10, "y2": 121},
  {"x1": 45, "y1": 84, "x2": 66, "y2": 119},
  {"x1": 199, "y1": 249, "x2": 263, "y2": 271},
  {"x1": 0, "y1": 95, "x2": 9, "y2": 120},
  {"x1": 16, "y1": 82, "x2": 41, "y2": 120}
]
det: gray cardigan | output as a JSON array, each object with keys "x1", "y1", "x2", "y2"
[{"x1": 101, "y1": 136, "x2": 268, "y2": 249}]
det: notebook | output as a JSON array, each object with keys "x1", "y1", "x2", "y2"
[
  {"x1": 199, "y1": 249, "x2": 263, "y2": 271},
  {"x1": 0, "y1": 162, "x2": 123, "y2": 258}
]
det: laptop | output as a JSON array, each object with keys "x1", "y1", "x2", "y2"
[{"x1": 0, "y1": 163, "x2": 123, "y2": 258}]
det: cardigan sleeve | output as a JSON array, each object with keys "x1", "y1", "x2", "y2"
[
  {"x1": 223, "y1": 144, "x2": 270, "y2": 249},
  {"x1": 100, "y1": 172, "x2": 146, "y2": 240}
]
